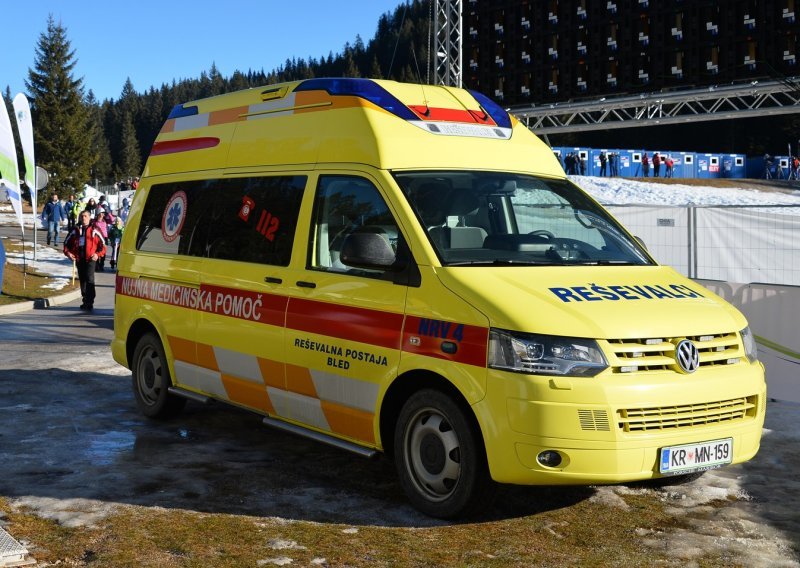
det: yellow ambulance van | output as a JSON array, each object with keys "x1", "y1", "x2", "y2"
[{"x1": 113, "y1": 78, "x2": 765, "y2": 518}]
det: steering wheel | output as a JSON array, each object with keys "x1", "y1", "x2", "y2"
[{"x1": 529, "y1": 229, "x2": 555, "y2": 240}]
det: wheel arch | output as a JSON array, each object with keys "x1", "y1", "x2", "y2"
[
  {"x1": 126, "y1": 317, "x2": 163, "y2": 367},
  {"x1": 379, "y1": 370, "x2": 486, "y2": 460}
]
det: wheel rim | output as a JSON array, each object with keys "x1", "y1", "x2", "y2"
[
  {"x1": 136, "y1": 345, "x2": 164, "y2": 406},
  {"x1": 403, "y1": 407, "x2": 461, "y2": 502}
]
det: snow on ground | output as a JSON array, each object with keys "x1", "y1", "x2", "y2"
[
  {"x1": 1, "y1": 239, "x2": 75, "y2": 290},
  {"x1": 572, "y1": 175, "x2": 800, "y2": 206}
]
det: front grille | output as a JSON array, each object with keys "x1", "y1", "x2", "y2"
[
  {"x1": 605, "y1": 331, "x2": 741, "y2": 374},
  {"x1": 617, "y1": 395, "x2": 758, "y2": 433},
  {"x1": 578, "y1": 409, "x2": 611, "y2": 431}
]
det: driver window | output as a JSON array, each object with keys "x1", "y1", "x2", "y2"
[{"x1": 310, "y1": 175, "x2": 399, "y2": 277}]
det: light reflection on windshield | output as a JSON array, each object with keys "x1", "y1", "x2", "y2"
[{"x1": 393, "y1": 171, "x2": 653, "y2": 266}]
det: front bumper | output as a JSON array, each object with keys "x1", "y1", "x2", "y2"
[{"x1": 475, "y1": 362, "x2": 766, "y2": 484}]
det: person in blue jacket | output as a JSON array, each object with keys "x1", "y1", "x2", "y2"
[{"x1": 41, "y1": 193, "x2": 67, "y2": 246}]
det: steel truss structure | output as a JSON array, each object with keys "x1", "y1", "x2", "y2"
[
  {"x1": 434, "y1": 0, "x2": 462, "y2": 88},
  {"x1": 512, "y1": 78, "x2": 800, "y2": 134}
]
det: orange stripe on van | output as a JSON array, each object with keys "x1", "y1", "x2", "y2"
[
  {"x1": 294, "y1": 90, "x2": 333, "y2": 107},
  {"x1": 159, "y1": 118, "x2": 176, "y2": 134},
  {"x1": 209, "y1": 106, "x2": 248, "y2": 126},
  {"x1": 196, "y1": 342, "x2": 219, "y2": 372},
  {"x1": 168, "y1": 336, "x2": 196, "y2": 364},
  {"x1": 257, "y1": 357, "x2": 285, "y2": 389},
  {"x1": 321, "y1": 401, "x2": 375, "y2": 444},
  {"x1": 285, "y1": 364, "x2": 318, "y2": 397},
  {"x1": 221, "y1": 374, "x2": 275, "y2": 414}
]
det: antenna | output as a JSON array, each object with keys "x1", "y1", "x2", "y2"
[
  {"x1": 387, "y1": 2, "x2": 409, "y2": 80},
  {"x1": 427, "y1": 0, "x2": 433, "y2": 85},
  {"x1": 411, "y1": 45, "x2": 431, "y2": 113}
]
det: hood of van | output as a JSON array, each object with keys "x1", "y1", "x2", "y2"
[{"x1": 436, "y1": 265, "x2": 746, "y2": 339}]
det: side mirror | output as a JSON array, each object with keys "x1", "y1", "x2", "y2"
[
  {"x1": 635, "y1": 236, "x2": 648, "y2": 251},
  {"x1": 340, "y1": 232, "x2": 399, "y2": 270}
]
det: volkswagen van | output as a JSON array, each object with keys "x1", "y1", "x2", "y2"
[{"x1": 112, "y1": 78, "x2": 765, "y2": 518}]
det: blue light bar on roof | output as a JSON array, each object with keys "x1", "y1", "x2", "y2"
[
  {"x1": 167, "y1": 104, "x2": 199, "y2": 120},
  {"x1": 467, "y1": 90, "x2": 512, "y2": 129},
  {"x1": 295, "y1": 78, "x2": 418, "y2": 121}
]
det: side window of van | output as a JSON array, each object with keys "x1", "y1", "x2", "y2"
[
  {"x1": 205, "y1": 176, "x2": 306, "y2": 266},
  {"x1": 136, "y1": 176, "x2": 305, "y2": 266},
  {"x1": 310, "y1": 175, "x2": 399, "y2": 277},
  {"x1": 136, "y1": 180, "x2": 215, "y2": 256}
]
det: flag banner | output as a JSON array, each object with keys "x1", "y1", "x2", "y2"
[
  {"x1": 12, "y1": 93, "x2": 36, "y2": 219},
  {"x1": 0, "y1": 98, "x2": 24, "y2": 232}
]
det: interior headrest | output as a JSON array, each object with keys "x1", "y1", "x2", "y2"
[{"x1": 448, "y1": 190, "x2": 479, "y2": 216}]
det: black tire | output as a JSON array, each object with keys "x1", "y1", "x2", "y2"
[
  {"x1": 394, "y1": 389, "x2": 495, "y2": 519},
  {"x1": 131, "y1": 332, "x2": 186, "y2": 419}
]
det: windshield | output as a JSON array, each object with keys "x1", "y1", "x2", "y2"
[{"x1": 394, "y1": 171, "x2": 653, "y2": 266}]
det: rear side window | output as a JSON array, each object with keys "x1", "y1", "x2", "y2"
[{"x1": 136, "y1": 176, "x2": 306, "y2": 266}]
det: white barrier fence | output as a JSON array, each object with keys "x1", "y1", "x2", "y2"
[
  {"x1": 607, "y1": 204, "x2": 800, "y2": 402},
  {"x1": 606, "y1": 204, "x2": 800, "y2": 286}
]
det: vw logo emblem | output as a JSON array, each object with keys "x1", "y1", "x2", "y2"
[{"x1": 675, "y1": 340, "x2": 700, "y2": 374}]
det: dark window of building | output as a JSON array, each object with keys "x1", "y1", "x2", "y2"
[
  {"x1": 705, "y1": 46, "x2": 720, "y2": 74},
  {"x1": 672, "y1": 12, "x2": 684, "y2": 41},
  {"x1": 549, "y1": 67, "x2": 559, "y2": 93}
]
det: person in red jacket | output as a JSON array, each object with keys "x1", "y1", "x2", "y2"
[{"x1": 63, "y1": 210, "x2": 107, "y2": 311}]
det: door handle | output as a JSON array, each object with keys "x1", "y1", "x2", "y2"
[
  {"x1": 264, "y1": 276, "x2": 282, "y2": 284},
  {"x1": 296, "y1": 281, "x2": 317, "y2": 289}
]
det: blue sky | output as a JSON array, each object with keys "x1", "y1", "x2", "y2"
[{"x1": 2, "y1": 1, "x2": 405, "y2": 102}]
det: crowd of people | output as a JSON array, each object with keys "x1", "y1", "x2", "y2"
[
  {"x1": 40, "y1": 190, "x2": 131, "y2": 311},
  {"x1": 556, "y1": 150, "x2": 675, "y2": 178}
]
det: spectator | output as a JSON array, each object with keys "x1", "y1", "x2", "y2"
[
  {"x1": 642, "y1": 152, "x2": 650, "y2": 177},
  {"x1": 93, "y1": 211, "x2": 109, "y2": 272},
  {"x1": 119, "y1": 197, "x2": 131, "y2": 224},
  {"x1": 599, "y1": 151, "x2": 608, "y2": 176},
  {"x1": 63, "y1": 210, "x2": 106, "y2": 312},
  {"x1": 554, "y1": 151, "x2": 564, "y2": 171},
  {"x1": 653, "y1": 152, "x2": 661, "y2": 177},
  {"x1": 85, "y1": 197, "x2": 98, "y2": 218},
  {"x1": 64, "y1": 194, "x2": 78, "y2": 232},
  {"x1": 108, "y1": 217, "x2": 124, "y2": 270},
  {"x1": 579, "y1": 154, "x2": 586, "y2": 175},
  {"x1": 41, "y1": 193, "x2": 67, "y2": 246},
  {"x1": 665, "y1": 155, "x2": 674, "y2": 178},
  {"x1": 764, "y1": 154, "x2": 774, "y2": 179},
  {"x1": 609, "y1": 152, "x2": 618, "y2": 177}
]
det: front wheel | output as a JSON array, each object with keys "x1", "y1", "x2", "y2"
[
  {"x1": 394, "y1": 389, "x2": 495, "y2": 519},
  {"x1": 131, "y1": 332, "x2": 186, "y2": 419}
]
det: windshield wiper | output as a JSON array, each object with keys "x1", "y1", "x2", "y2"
[
  {"x1": 446, "y1": 260, "x2": 563, "y2": 267},
  {"x1": 561, "y1": 259, "x2": 642, "y2": 266}
]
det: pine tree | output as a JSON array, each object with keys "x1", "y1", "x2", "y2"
[
  {"x1": 25, "y1": 15, "x2": 94, "y2": 195},
  {"x1": 86, "y1": 91, "x2": 112, "y2": 185},
  {"x1": 118, "y1": 111, "x2": 141, "y2": 181}
]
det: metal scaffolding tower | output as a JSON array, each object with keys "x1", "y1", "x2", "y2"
[
  {"x1": 434, "y1": 0, "x2": 462, "y2": 87},
  {"x1": 512, "y1": 78, "x2": 800, "y2": 134}
]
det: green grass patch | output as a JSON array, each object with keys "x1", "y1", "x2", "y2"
[
  {"x1": 0, "y1": 239, "x2": 78, "y2": 306},
  {"x1": 0, "y1": 491, "x2": 740, "y2": 567}
]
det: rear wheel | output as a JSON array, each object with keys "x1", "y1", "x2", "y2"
[
  {"x1": 131, "y1": 332, "x2": 186, "y2": 419},
  {"x1": 394, "y1": 389, "x2": 495, "y2": 519}
]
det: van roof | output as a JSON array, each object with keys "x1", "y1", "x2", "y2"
[{"x1": 143, "y1": 78, "x2": 561, "y2": 177}]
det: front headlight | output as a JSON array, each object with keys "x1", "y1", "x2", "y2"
[
  {"x1": 488, "y1": 329, "x2": 608, "y2": 376},
  {"x1": 740, "y1": 326, "x2": 758, "y2": 363}
]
